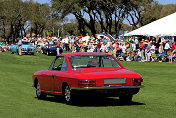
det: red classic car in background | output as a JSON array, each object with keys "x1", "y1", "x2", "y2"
[{"x1": 32, "y1": 52, "x2": 144, "y2": 104}]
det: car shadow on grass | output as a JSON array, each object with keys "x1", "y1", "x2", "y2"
[{"x1": 35, "y1": 96, "x2": 145, "y2": 107}]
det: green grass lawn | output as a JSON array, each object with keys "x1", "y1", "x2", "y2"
[{"x1": 0, "y1": 52, "x2": 176, "y2": 118}]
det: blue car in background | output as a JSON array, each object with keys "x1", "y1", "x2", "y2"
[
  {"x1": 41, "y1": 44, "x2": 57, "y2": 56},
  {"x1": 10, "y1": 41, "x2": 35, "y2": 55}
]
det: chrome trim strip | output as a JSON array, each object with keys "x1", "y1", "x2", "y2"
[{"x1": 71, "y1": 85, "x2": 144, "y2": 90}]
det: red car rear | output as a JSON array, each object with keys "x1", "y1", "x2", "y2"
[{"x1": 32, "y1": 52, "x2": 144, "y2": 104}]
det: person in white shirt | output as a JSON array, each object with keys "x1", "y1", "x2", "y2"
[
  {"x1": 150, "y1": 43, "x2": 155, "y2": 54},
  {"x1": 164, "y1": 41, "x2": 170, "y2": 55},
  {"x1": 164, "y1": 41, "x2": 170, "y2": 50},
  {"x1": 150, "y1": 43, "x2": 156, "y2": 62},
  {"x1": 100, "y1": 42, "x2": 106, "y2": 53},
  {"x1": 122, "y1": 42, "x2": 126, "y2": 53}
]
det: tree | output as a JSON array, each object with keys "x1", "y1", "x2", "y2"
[
  {"x1": 29, "y1": 2, "x2": 51, "y2": 37},
  {"x1": 0, "y1": 0, "x2": 30, "y2": 42},
  {"x1": 123, "y1": 0, "x2": 157, "y2": 29}
]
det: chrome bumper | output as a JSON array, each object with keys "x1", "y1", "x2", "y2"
[{"x1": 71, "y1": 85, "x2": 144, "y2": 90}]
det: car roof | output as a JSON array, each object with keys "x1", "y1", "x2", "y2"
[{"x1": 57, "y1": 52, "x2": 112, "y2": 57}]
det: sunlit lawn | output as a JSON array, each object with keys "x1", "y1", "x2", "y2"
[{"x1": 0, "y1": 52, "x2": 176, "y2": 118}]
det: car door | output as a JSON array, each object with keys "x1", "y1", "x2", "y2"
[
  {"x1": 38, "y1": 70, "x2": 53, "y2": 91},
  {"x1": 49, "y1": 56, "x2": 67, "y2": 93}
]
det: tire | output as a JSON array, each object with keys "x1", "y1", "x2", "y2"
[
  {"x1": 36, "y1": 83, "x2": 46, "y2": 99},
  {"x1": 63, "y1": 85, "x2": 73, "y2": 104},
  {"x1": 119, "y1": 94, "x2": 133, "y2": 103}
]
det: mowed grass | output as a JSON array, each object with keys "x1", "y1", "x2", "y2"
[{"x1": 0, "y1": 52, "x2": 176, "y2": 118}]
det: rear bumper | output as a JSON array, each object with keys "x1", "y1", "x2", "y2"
[
  {"x1": 71, "y1": 85, "x2": 144, "y2": 97},
  {"x1": 71, "y1": 85, "x2": 144, "y2": 90}
]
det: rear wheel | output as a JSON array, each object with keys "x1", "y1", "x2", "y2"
[
  {"x1": 119, "y1": 94, "x2": 133, "y2": 103},
  {"x1": 36, "y1": 83, "x2": 46, "y2": 99},
  {"x1": 63, "y1": 85, "x2": 73, "y2": 104}
]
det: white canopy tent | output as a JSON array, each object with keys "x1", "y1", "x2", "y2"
[{"x1": 124, "y1": 12, "x2": 176, "y2": 36}]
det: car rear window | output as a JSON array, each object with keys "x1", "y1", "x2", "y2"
[{"x1": 69, "y1": 55, "x2": 122, "y2": 69}]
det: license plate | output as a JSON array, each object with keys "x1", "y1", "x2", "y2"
[{"x1": 104, "y1": 78, "x2": 126, "y2": 84}]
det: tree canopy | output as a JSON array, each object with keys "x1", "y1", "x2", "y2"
[{"x1": 0, "y1": 0, "x2": 176, "y2": 42}]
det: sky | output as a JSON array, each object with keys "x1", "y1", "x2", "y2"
[
  {"x1": 24, "y1": 0, "x2": 176, "y2": 5},
  {"x1": 157, "y1": 0, "x2": 176, "y2": 5}
]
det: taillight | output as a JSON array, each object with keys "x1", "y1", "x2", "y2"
[
  {"x1": 78, "y1": 80, "x2": 96, "y2": 88},
  {"x1": 133, "y1": 79, "x2": 143, "y2": 86}
]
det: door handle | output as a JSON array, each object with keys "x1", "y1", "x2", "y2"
[{"x1": 52, "y1": 74, "x2": 55, "y2": 78}]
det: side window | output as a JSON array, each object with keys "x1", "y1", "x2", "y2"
[
  {"x1": 61, "y1": 58, "x2": 67, "y2": 71},
  {"x1": 52, "y1": 56, "x2": 67, "y2": 71}
]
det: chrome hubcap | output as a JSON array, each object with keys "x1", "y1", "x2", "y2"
[
  {"x1": 36, "y1": 84, "x2": 41, "y2": 97},
  {"x1": 65, "y1": 86, "x2": 70, "y2": 102}
]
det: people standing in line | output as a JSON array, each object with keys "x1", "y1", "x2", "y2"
[{"x1": 18, "y1": 38, "x2": 22, "y2": 56}]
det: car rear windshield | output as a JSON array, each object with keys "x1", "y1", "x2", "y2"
[{"x1": 69, "y1": 55, "x2": 122, "y2": 69}]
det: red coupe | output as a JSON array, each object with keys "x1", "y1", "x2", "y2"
[{"x1": 32, "y1": 52, "x2": 144, "y2": 104}]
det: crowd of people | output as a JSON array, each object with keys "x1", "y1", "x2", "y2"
[{"x1": 1, "y1": 34, "x2": 176, "y2": 63}]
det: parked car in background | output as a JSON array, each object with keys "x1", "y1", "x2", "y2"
[
  {"x1": 0, "y1": 42, "x2": 5, "y2": 52},
  {"x1": 10, "y1": 41, "x2": 35, "y2": 55},
  {"x1": 32, "y1": 52, "x2": 144, "y2": 104},
  {"x1": 41, "y1": 44, "x2": 57, "y2": 56}
]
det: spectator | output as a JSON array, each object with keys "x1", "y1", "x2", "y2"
[
  {"x1": 164, "y1": 41, "x2": 170, "y2": 55},
  {"x1": 56, "y1": 41, "x2": 60, "y2": 55},
  {"x1": 74, "y1": 37, "x2": 80, "y2": 52},
  {"x1": 159, "y1": 42, "x2": 164, "y2": 54},
  {"x1": 140, "y1": 41, "x2": 145, "y2": 62},
  {"x1": 17, "y1": 38, "x2": 22, "y2": 56},
  {"x1": 97, "y1": 39, "x2": 102, "y2": 52},
  {"x1": 150, "y1": 43, "x2": 156, "y2": 62},
  {"x1": 172, "y1": 41, "x2": 175, "y2": 51},
  {"x1": 112, "y1": 41, "x2": 117, "y2": 58},
  {"x1": 145, "y1": 42, "x2": 151, "y2": 62}
]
